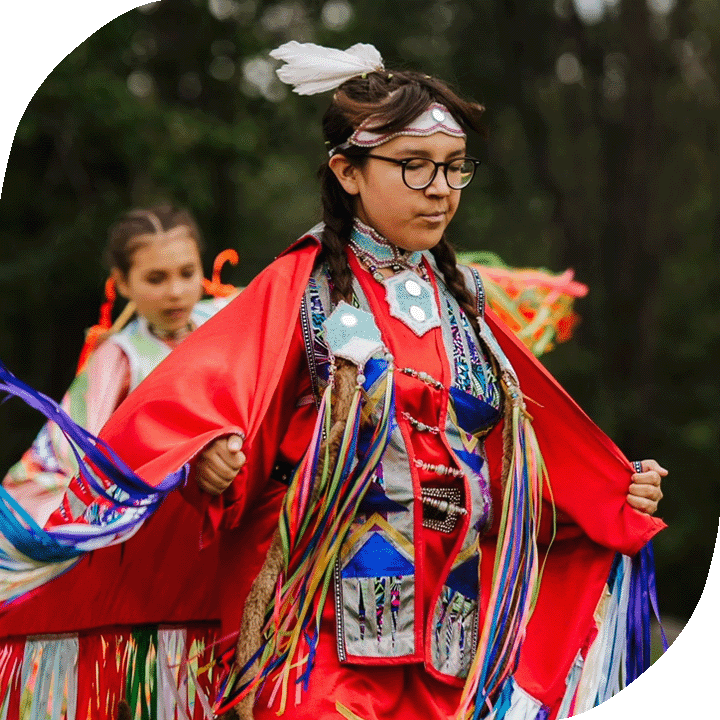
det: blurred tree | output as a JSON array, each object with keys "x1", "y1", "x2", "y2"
[{"x1": 0, "y1": 0, "x2": 717, "y2": 622}]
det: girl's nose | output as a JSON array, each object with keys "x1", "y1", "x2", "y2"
[
  {"x1": 166, "y1": 278, "x2": 184, "y2": 298},
  {"x1": 425, "y1": 167, "x2": 451, "y2": 196}
]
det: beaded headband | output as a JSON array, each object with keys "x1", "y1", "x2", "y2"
[
  {"x1": 328, "y1": 102, "x2": 466, "y2": 157},
  {"x1": 269, "y1": 42, "x2": 466, "y2": 157}
]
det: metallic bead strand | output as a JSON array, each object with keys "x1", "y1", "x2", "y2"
[
  {"x1": 402, "y1": 411, "x2": 440, "y2": 434},
  {"x1": 420, "y1": 495, "x2": 467, "y2": 517},
  {"x1": 400, "y1": 367, "x2": 444, "y2": 390},
  {"x1": 413, "y1": 457, "x2": 464, "y2": 478}
]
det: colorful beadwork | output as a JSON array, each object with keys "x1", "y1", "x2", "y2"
[{"x1": 349, "y1": 220, "x2": 423, "y2": 276}]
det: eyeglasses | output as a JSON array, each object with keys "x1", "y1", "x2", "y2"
[{"x1": 364, "y1": 154, "x2": 481, "y2": 190}]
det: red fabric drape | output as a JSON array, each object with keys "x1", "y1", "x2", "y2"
[{"x1": 0, "y1": 236, "x2": 664, "y2": 718}]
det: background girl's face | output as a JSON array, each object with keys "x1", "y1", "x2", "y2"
[
  {"x1": 350, "y1": 132, "x2": 466, "y2": 252},
  {"x1": 113, "y1": 226, "x2": 204, "y2": 335}
]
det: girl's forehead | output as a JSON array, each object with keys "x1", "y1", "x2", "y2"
[
  {"x1": 128, "y1": 229, "x2": 200, "y2": 269},
  {"x1": 377, "y1": 132, "x2": 467, "y2": 156}
]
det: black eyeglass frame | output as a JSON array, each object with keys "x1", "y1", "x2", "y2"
[{"x1": 363, "y1": 153, "x2": 481, "y2": 190}]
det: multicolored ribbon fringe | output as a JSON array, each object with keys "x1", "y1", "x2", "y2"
[
  {"x1": 457, "y1": 375, "x2": 554, "y2": 720},
  {"x1": 0, "y1": 361, "x2": 186, "y2": 606},
  {"x1": 215, "y1": 361, "x2": 395, "y2": 715},
  {"x1": 475, "y1": 542, "x2": 668, "y2": 720},
  {"x1": 557, "y1": 542, "x2": 667, "y2": 718},
  {"x1": 0, "y1": 624, "x2": 220, "y2": 720},
  {"x1": 458, "y1": 252, "x2": 588, "y2": 357}
]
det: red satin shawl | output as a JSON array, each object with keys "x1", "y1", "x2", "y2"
[{"x1": 0, "y1": 235, "x2": 664, "y2": 712}]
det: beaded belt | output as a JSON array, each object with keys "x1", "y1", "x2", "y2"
[{"x1": 421, "y1": 486, "x2": 467, "y2": 533}]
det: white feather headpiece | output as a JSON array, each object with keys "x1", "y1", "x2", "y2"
[{"x1": 269, "y1": 41, "x2": 384, "y2": 95}]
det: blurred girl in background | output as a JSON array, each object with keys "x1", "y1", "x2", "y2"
[{"x1": 2, "y1": 204, "x2": 232, "y2": 525}]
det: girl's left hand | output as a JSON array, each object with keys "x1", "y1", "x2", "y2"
[{"x1": 627, "y1": 459, "x2": 667, "y2": 515}]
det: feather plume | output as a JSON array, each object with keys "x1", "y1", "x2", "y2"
[{"x1": 269, "y1": 41, "x2": 384, "y2": 95}]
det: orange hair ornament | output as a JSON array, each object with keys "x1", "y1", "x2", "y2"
[{"x1": 203, "y1": 248, "x2": 240, "y2": 298}]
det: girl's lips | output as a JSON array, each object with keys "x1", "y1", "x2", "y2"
[
  {"x1": 163, "y1": 308, "x2": 188, "y2": 318},
  {"x1": 419, "y1": 212, "x2": 446, "y2": 223}
]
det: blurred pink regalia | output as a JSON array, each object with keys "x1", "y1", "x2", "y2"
[{"x1": 1, "y1": 250, "x2": 240, "y2": 527}]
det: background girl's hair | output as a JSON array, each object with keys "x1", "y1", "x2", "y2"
[
  {"x1": 105, "y1": 204, "x2": 204, "y2": 275},
  {"x1": 318, "y1": 68, "x2": 486, "y2": 329}
]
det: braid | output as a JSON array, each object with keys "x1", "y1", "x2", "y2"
[
  {"x1": 318, "y1": 163, "x2": 357, "y2": 305},
  {"x1": 315, "y1": 159, "x2": 364, "y2": 442},
  {"x1": 430, "y1": 236, "x2": 481, "y2": 336},
  {"x1": 228, "y1": 353, "x2": 358, "y2": 720}
]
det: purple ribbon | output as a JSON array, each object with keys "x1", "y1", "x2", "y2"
[
  {"x1": 0, "y1": 361, "x2": 187, "y2": 566},
  {"x1": 626, "y1": 541, "x2": 668, "y2": 683}
]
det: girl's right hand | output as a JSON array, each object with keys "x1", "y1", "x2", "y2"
[{"x1": 195, "y1": 434, "x2": 246, "y2": 495}]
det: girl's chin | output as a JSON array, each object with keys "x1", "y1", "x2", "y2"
[{"x1": 392, "y1": 232, "x2": 444, "y2": 253}]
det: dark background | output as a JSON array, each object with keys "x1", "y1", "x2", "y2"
[{"x1": 0, "y1": 0, "x2": 718, "y2": 629}]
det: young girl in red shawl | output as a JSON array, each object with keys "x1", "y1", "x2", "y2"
[{"x1": 0, "y1": 43, "x2": 664, "y2": 720}]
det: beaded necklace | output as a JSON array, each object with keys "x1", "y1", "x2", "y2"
[
  {"x1": 348, "y1": 220, "x2": 439, "y2": 337},
  {"x1": 349, "y1": 219, "x2": 423, "y2": 282},
  {"x1": 148, "y1": 321, "x2": 194, "y2": 342}
]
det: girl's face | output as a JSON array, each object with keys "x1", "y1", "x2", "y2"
[
  {"x1": 332, "y1": 132, "x2": 466, "y2": 252},
  {"x1": 113, "y1": 226, "x2": 204, "y2": 335}
]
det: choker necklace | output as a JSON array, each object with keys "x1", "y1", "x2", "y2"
[
  {"x1": 349, "y1": 220, "x2": 423, "y2": 282},
  {"x1": 348, "y1": 220, "x2": 440, "y2": 337},
  {"x1": 148, "y1": 321, "x2": 194, "y2": 341}
]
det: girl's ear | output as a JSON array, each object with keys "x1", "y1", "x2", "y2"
[
  {"x1": 112, "y1": 267, "x2": 130, "y2": 299},
  {"x1": 328, "y1": 154, "x2": 361, "y2": 196}
]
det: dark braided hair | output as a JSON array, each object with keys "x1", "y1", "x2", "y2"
[{"x1": 429, "y1": 237, "x2": 481, "y2": 336}]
